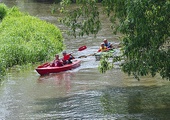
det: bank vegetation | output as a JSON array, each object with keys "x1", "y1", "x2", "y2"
[{"x1": 0, "y1": 3, "x2": 63, "y2": 80}]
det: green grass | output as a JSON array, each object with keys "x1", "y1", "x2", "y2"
[{"x1": 0, "y1": 4, "x2": 64, "y2": 80}]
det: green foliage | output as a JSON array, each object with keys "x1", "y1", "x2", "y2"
[
  {"x1": 98, "y1": 53, "x2": 112, "y2": 73},
  {"x1": 0, "y1": 5, "x2": 63, "y2": 79},
  {"x1": 116, "y1": 0, "x2": 170, "y2": 80},
  {"x1": 0, "y1": 3, "x2": 8, "y2": 20},
  {"x1": 59, "y1": 0, "x2": 170, "y2": 80},
  {"x1": 59, "y1": 0, "x2": 101, "y2": 37},
  {"x1": 0, "y1": 57, "x2": 6, "y2": 79}
]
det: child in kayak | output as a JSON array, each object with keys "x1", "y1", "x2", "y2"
[
  {"x1": 98, "y1": 43, "x2": 109, "y2": 52},
  {"x1": 62, "y1": 51, "x2": 75, "y2": 64},
  {"x1": 50, "y1": 54, "x2": 63, "y2": 67}
]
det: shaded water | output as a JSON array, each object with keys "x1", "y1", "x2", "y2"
[{"x1": 0, "y1": 0, "x2": 170, "y2": 119}]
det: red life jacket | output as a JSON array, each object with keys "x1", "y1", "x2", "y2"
[{"x1": 63, "y1": 54, "x2": 70, "y2": 60}]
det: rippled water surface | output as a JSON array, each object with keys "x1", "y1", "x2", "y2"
[{"x1": 0, "y1": 0, "x2": 170, "y2": 119}]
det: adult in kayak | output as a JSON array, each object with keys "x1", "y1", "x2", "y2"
[
  {"x1": 62, "y1": 51, "x2": 75, "y2": 64},
  {"x1": 103, "y1": 38, "x2": 122, "y2": 49},
  {"x1": 50, "y1": 54, "x2": 64, "y2": 67},
  {"x1": 103, "y1": 39, "x2": 113, "y2": 49}
]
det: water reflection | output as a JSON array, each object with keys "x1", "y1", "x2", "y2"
[
  {"x1": 38, "y1": 72, "x2": 75, "y2": 92},
  {"x1": 1, "y1": 0, "x2": 170, "y2": 119},
  {"x1": 27, "y1": 85, "x2": 170, "y2": 119},
  {"x1": 127, "y1": 91, "x2": 143, "y2": 114},
  {"x1": 33, "y1": 90, "x2": 103, "y2": 119},
  {"x1": 100, "y1": 86, "x2": 170, "y2": 119}
]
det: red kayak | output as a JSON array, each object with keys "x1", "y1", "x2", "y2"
[{"x1": 36, "y1": 60, "x2": 81, "y2": 75}]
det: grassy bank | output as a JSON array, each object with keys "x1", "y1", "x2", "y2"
[{"x1": 0, "y1": 4, "x2": 64, "y2": 79}]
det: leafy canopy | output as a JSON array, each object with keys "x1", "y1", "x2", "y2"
[{"x1": 58, "y1": 0, "x2": 170, "y2": 80}]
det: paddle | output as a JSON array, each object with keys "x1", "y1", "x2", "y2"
[
  {"x1": 78, "y1": 45, "x2": 87, "y2": 51},
  {"x1": 78, "y1": 47, "x2": 117, "y2": 58},
  {"x1": 78, "y1": 52, "x2": 97, "y2": 58}
]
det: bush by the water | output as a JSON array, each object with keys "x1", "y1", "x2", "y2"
[
  {"x1": 0, "y1": 4, "x2": 63, "y2": 79},
  {"x1": 0, "y1": 4, "x2": 7, "y2": 20}
]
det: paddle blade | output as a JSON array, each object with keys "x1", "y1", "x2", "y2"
[{"x1": 78, "y1": 45, "x2": 87, "y2": 51}]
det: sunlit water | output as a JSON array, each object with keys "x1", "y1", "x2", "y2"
[{"x1": 0, "y1": 0, "x2": 170, "y2": 120}]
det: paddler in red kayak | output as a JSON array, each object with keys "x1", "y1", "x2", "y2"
[
  {"x1": 50, "y1": 54, "x2": 64, "y2": 67},
  {"x1": 62, "y1": 51, "x2": 75, "y2": 64}
]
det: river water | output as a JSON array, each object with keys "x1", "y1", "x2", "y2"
[{"x1": 0, "y1": 0, "x2": 170, "y2": 120}]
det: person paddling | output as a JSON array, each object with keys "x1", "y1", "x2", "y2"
[
  {"x1": 50, "y1": 54, "x2": 63, "y2": 67},
  {"x1": 62, "y1": 51, "x2": 75, "y2": 64},
  {"x1": 103, "y1": 39, "x2": 113, "y2": 49},
  {"x1": 103, "y1": 38, "x2": 121, "y2": 49}
]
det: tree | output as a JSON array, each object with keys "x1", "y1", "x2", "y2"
[{"x1": 58, "y1": 0, "x2": 170, "y2": 80}]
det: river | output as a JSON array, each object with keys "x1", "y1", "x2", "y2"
[{"x1": 0, "y1": 0, "x2": 170, "y2": 120}]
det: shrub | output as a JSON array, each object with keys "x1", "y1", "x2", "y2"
[{"x1": 0, "y1": 3, "x2": 7, "y2": 20}]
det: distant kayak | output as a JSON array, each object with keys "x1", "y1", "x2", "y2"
[{"x1": 36, "y1": 60, "x2": 81, "y2": 75}]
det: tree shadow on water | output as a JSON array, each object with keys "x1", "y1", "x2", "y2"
[
  {"x1": 100, "y1": 85, "x2": 170, "y2": 120},
  {"x1": 32, "y1": 82, "x2": 170, "y2": 119}
]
